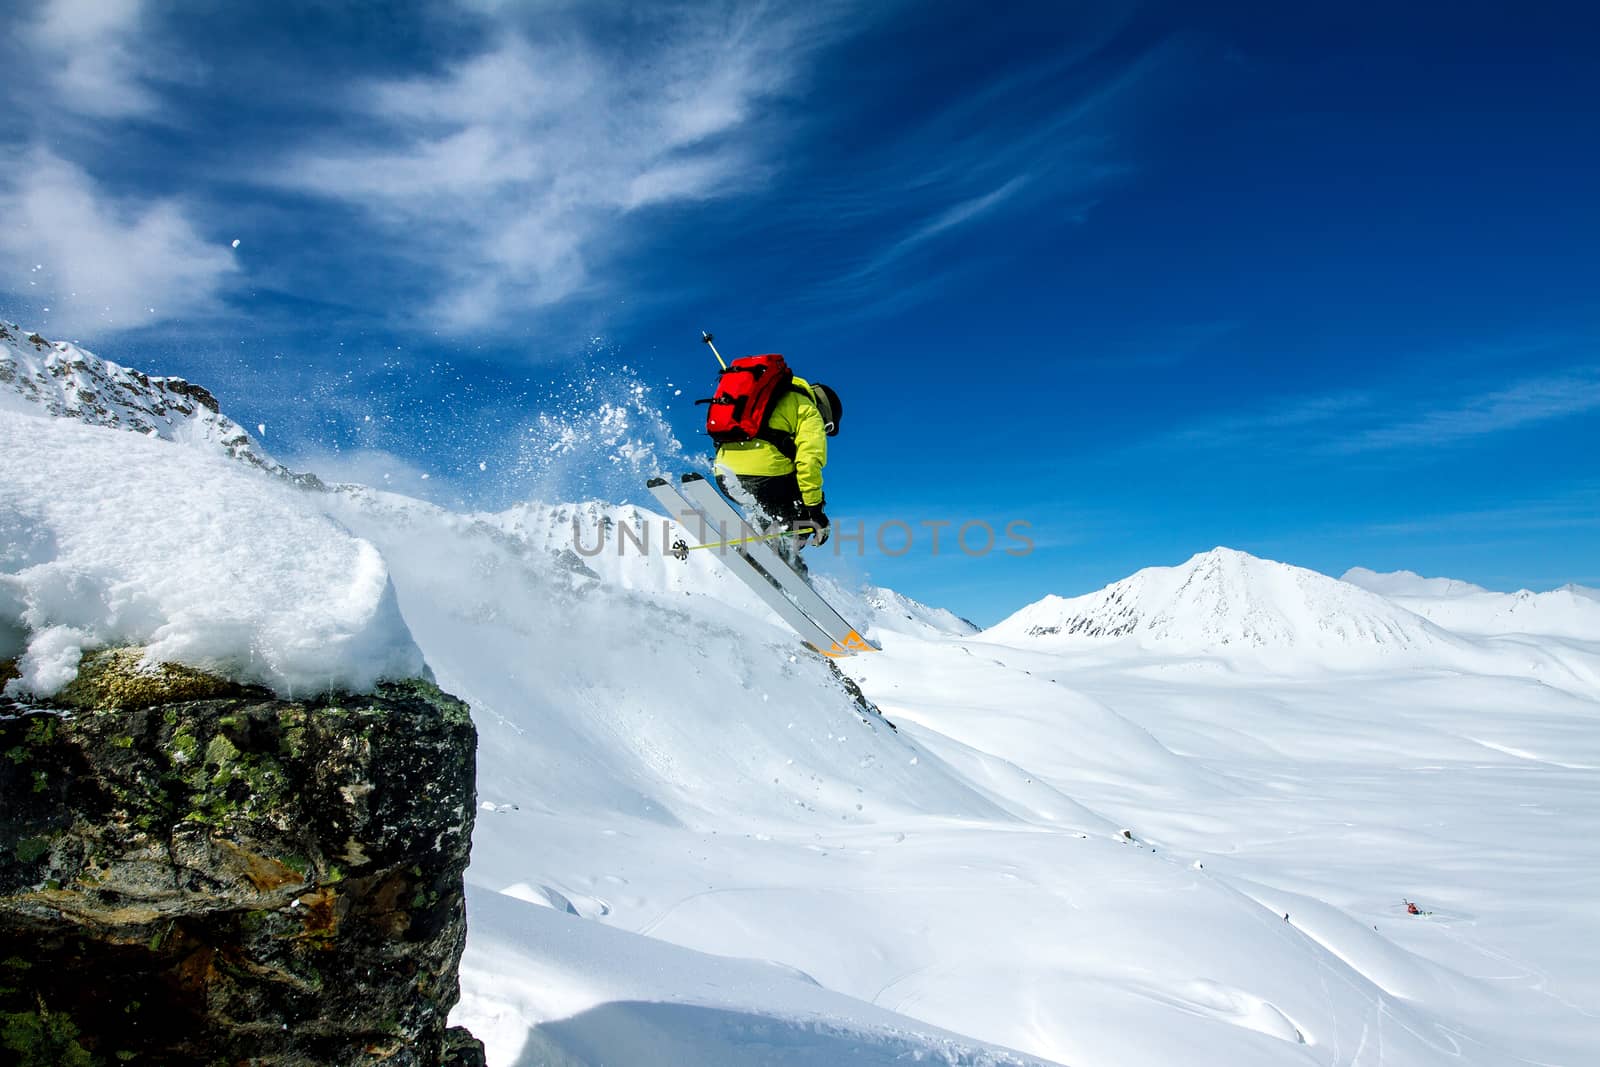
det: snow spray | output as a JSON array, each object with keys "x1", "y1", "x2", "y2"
[{"x1": 502, "y1": 338, "x2": 694, "y2": 505}]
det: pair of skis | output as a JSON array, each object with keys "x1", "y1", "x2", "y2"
[{"x1": 647, "y1": 473, "x2": 879, "y2": 659}]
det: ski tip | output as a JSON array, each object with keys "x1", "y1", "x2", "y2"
[
  {"x1": 841, "y1": 631, "x2": 878, "y2": 654},
  {"x1": 807, "y1": 631, "x2": 876, "y2": 659},
  {"x1": 646, "y1": 476, "x2": 669, "y2": 488},
  {"x1": 680, "y1": 472, "x2": 706, "y2": 484}
]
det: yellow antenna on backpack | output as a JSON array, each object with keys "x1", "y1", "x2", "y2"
[{"x1": 701, "y1": 330, "x2": 727, "y2": 370}]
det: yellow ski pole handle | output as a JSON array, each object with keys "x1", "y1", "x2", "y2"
[{"x1": 671, "y1": 529, "x2": 799, "y2": 560}]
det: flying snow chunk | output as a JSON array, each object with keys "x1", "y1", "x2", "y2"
[
  {"x1": 257, "y1": 423, "x2": 266, "y2": 436},
  {"x1": 479, "y1": 461, "x2": 487, "y2": 472},
  {"x1": 231, "y1": 239, "x2": 241, "y2": 248}
]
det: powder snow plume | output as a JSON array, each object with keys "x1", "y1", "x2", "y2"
[{"x1": 499, "y1": 339, "x2": 695, "y2": 505}]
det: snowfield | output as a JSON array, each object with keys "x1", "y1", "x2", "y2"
[{"x1": 3, "y1": 328, "x2": 1598, "y2": 1065}]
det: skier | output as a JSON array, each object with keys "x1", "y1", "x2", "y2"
[{"x1": 706, "y1": 362, "x2": 841, "y2": 552}]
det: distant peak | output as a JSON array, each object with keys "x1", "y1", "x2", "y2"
[
  {"x1": 1341, "y1": 567, "x2": 1488, "y2": 599},
  {"x1": 988, "y1": 547, "x2": 1445, "y2": 656},
  {"x1": 1182, "y1": 546, "x2": 1278, "y2": 567}
]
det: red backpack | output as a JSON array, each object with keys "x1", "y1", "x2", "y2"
[{"x1": 698, "y1": 353, "x2": 797, "y2": 452}]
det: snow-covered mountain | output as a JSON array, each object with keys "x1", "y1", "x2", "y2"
[
  {"x1": 0, "y1": 321, "x2": 315, "y2": 485},
  {"x1": 1345, "y1": 566, "x2": 1600, "y2": 641},
  {"x1": 1341, "y1": 565, "x2": 1488, "y2": 599},
  {"x1": 840, "y1": 582, "x2": 980, "y2": 637},
  {"x1": 986, "y1": 546, "x2": 1455, "y2": 659},
  {"x1": 6, "y1": 326, "x2": 1599, "y2": 1067}
]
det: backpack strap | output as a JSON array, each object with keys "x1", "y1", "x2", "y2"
[
  {"x1": 755, "y1": 425, "x2": 799, "y2": 460},
  {"x1": 751, "y1": 383, "x2": 814, "y2": 460}
]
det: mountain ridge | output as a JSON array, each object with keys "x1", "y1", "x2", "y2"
[
  {"x1": 0, "y1": 321, "x2": 319, "y2": 487},
  {"x1": 1341, "y1": 566, "x2": 1489, "y2": 599}
]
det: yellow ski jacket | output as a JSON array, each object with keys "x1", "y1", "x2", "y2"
[{"x1": 713, "y1": 376, "x2": 827, "y2": 506}]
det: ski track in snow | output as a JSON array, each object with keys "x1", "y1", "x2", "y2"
[{"x1": 1462, "y1": 736, "x2": 1597, "y2": 771}]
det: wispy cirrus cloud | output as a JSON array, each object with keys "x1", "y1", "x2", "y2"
[
  {"x1": 1171, "y1": 389, "x2": 1376, "y2": 449},
  {"x1": 1357, "y1": 482, "x2": 1600, "y2": 537},
  {"x1": 1166, "y1": 362, "x2": 1600, "y2": 458},
  {"x1": 842, "y1": 175, "x2": 1033, "y2": 286},
  {"x1": 763, "y1": 30, "x2": 1173, "y2": 319},
  {"x1": 3, "y1": 1, "x2": 1174, "y2": 341},
  {"x1": 1328, "y1": 369, "x2": 1600, "y2": 453},
  {"x1": 273, "y1": 4, "x2": 854, "y2": 332}
]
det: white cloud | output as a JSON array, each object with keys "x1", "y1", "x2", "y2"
[
  {"x1": 0, "y1": 149, "x2": 238, "y2": 336},
  {"x1": 23, "y1": 0, "x2": 160, "y2": 119},
  {"x1": 275, "y1": 6, "x2": 839, "y2": 331}
]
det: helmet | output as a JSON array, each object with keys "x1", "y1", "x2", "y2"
[{"x1": 812, "y1": 382, "x2": 842, "y2": 436}]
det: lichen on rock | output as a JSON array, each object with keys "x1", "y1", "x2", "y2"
[
  {"x1": 0, "y1": 653, "x2": 485, "y2": 1066},
  {"x1": 53, "y1": 649, "x2": 247, "y2": 711}
]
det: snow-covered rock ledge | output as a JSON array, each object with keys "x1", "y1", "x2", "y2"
[
  {"x1": 0, "y1": 390, "x2": 425, "y2": 702},
  {"x1": 1, "y1": 328, "x2": 484, "y2": 1063}
]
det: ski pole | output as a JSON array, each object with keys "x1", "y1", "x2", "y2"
[
  {"x1": 670, "y1": 528, "x2": 798, "y2": 560},
  {"x1": 702, "y1": 330, "x2": 727, "y2": 370}
]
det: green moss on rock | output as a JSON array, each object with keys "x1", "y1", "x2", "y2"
[
  {"x1": 1, "y1": 1005, "x2": 95, "y2": 1067},
  {"x1": 1, "y1": 673, "x2": 485, "y2": 1066},
  {"x1": 170, "y1": 728, "x2": 200, "y2": 764},
  {"x1": 54, "y1": 650, "x2": 245, "y2": 711},
  {"x1": 13, "y1": 837, "x2": 51, "y2": 865}
]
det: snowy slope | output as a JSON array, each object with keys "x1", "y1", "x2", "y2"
[
  {"x1": 818, "y1": 578, "x2": 981, "y2": 638},
  {"x1": 476, "y1": 500, "x2": 974, "y2": 639},
  {"x1": 6, "y1": 331, "x2": 1600, "y2": 1066},
  {"x1": 837, "y1": 632, "x2": 1600, "y2": 1066},
  {"x1": 321, "y1": 500, "x2": 1598, "y2": 1066},
  {"x1": 460, "y1": 886, "x2": 1059, "y2": 1066}
]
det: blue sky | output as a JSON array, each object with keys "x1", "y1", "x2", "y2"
[{"x1": 2, "y1": 1, "x2": 1597, "y2": 624}]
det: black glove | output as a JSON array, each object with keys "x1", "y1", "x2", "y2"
[{"x1": 798, "y1": 502, "x2": 830, "y2": 546}]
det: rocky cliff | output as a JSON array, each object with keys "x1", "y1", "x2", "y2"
[
  {"x1": 0, "y1": 322, "x2": 319, "y2": 488},
  {"x1": 0, "y1": 650, "x2": 484, "y2": 1066}
]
